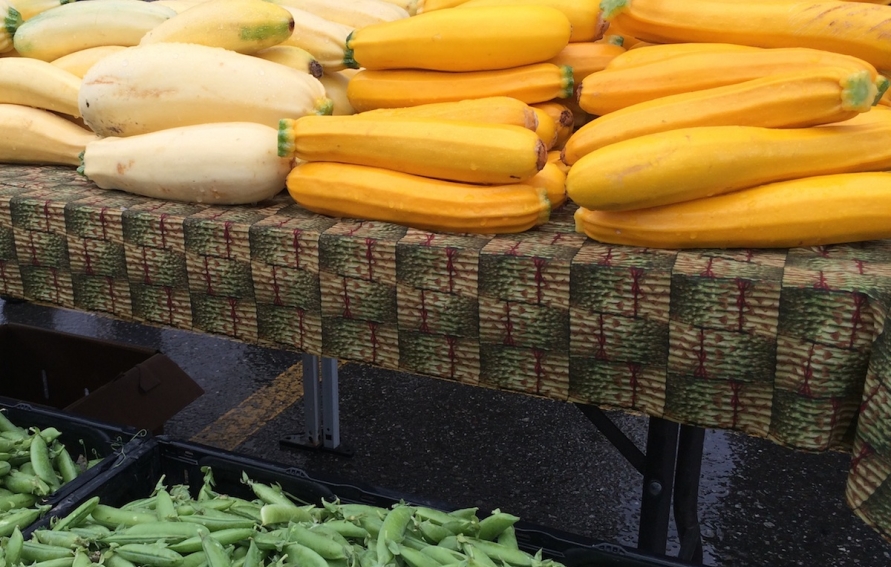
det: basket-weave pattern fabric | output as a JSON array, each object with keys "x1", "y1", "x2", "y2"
[{"x1": 2, "y1": 165, "x2": 891, "y2": 539}]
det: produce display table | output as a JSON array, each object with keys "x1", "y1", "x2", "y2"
[{"x1": 2, "y1": 164, "x2": 891, "y2": 543}]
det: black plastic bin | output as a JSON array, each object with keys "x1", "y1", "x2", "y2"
[
  {"x1": 33, "y1": 436, "x2": 690, "y2": 566},
  {"x1": 0, "y1": 398, "x2": 147, "y2": 508}
]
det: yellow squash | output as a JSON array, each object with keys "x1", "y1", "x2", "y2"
[
  {"x1": 138, "y1": 0, "x2": 295, "y2": 54},
  {"x1": 319, "y1": 71, "x2": 356, "y2": 115},
  {"x1": 601, "y1": 0, "x2": 891, "y2": 70},
  {"x1": 528, "y1": 152, "x2": 567, "y2": 208},
  {"x1": 0, "y1": 103, "x2": 99, "y2": 166},
  {"x1": 577, "y1": 46, "x2": 882, "y2": 115},
  {"x1": 604, "y1": 42, "x2": 759, "y2": 70},
  {"x1": 548, "y1": 41, "x2": 626, "y2": 84},
  {"x1": 356, "y1": 96, "x2": 538, "y2": 130},
  {"x1": 531, "y1": 101, "x2": 573, "y2": 150},
  {"x1": 574, "y1": 172, "x2": 891, "y2": 249},
  {"x1": 344, "y1": 5, "x2": 571, "y2": 71},
  {"x1": 253, "y1": 45, "x2": 322, "y2": 78},
  {"x1": 81, "y1": 122, "x2": 291, "y2": 205},
  {"x1": 50, "y1": 46, "x2": 128, "y2": 78},
  {"x1": 1, "y1": 0, "x2": 21, "y2": 53},
  {"x1": 268, "y1": 0, "x2": 409, "y2": 29},
  {"x1": 455, "y1": 0, "x2": 605, "y2": 43},
  {"x1": 80, "y1": 42, "x2": 332, "y2": 136},
  {"x1": 278, "y1": 115, "x2": 546, "y2": 184},
  {"x1": 346, "y1": 63, "x2": 574, "y2": 111},
  {"x1": 563, "y1": 66, "x2": 877, "y2": 165},
  {"x1": 13, "y1": 0, "x2": 176, "y2": 61},
  {"x1": 0, "y1": 57, "x2": 82, "y2": 116},
  {"x1": 565, "y1": 107, "x2": 891, "y2": 211},
  {"x1": 286, "y1": 161, "x2": 551, "y2": 234},
  {"x1": 276, "y1": 5, "x2": 353, "y2": 72}
]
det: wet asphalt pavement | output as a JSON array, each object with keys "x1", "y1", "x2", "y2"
[{"x1": 3, "y1": 298, "x2": 891, "y2": 567}]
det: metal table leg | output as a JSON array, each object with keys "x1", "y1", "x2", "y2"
[
  {"x1": 574, "y1": 404, "x2": 705, "y2": 564},
  {"x1": 281, "y1": 355, "x2": 352, "y2": 456}
]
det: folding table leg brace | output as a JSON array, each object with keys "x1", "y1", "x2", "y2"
[
  {"x1": 575, "y1": 404, "x2": 705, "y2": 563},
  {"x1": 281, "y1": 354, "x2": 352, "y2": 455}
]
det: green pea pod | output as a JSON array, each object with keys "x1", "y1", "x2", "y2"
[
  {"x1": 200, "y1": 530, "x2": 232, "y2": 567},
  {"x1": 228, "y1": 503, "x2": 262, "y2": 524},
  {"x1": 358, "y1": 513, "x2": 383, "y2": 540},
  {"x1": 286, "y1": 524, "x2": 347, "y2": 560},
  {"x1": 252, "y1": 528, "x2": 289, "y2": 551},
  {"x1": 122, "y1": 496, "x2": 158, "y2": 511},
  {"x1": 169, "y1": 528, "x2": 256, "y2": 554},
  {"x1": 0, "y1": 462, "x2": 10, "y2": 478},
  {"x1": 281, "y1": 543, "x2": 326, "y2": 567},
  {"x1": 0, "y1": 505, "x2": 49, "y2": 537},
  {"x1": 29, "y1": 430, "x2": 60, "y2": 492},
  {"x1": 420, "y1": 545, "x2": 465, "y2": 565},
  {"x1": 124, "y1": 522, "x2": 206, "y2": 539},
  {"x1": 414, "y1": 507, "x2": 455, "y2": 526},
  {"x1": 20, "y1": 541, "x2": 75, "y2": 563},
  {"x1": 240, "y1": 474, "x2": 295, "y2": 510},
  {"x1": 53, "y1": 448, "x2": 80, "y2": 485},
  {"x1": 477, "y1": 512, "x2": 519, "y2": 542},
  {"x1": 317, "y1": 520, "x2": 369, "y2": 541},
  {"x1": 0, "y1": 438, "x2": 18, "y2": 452},
  {"x1": 72, "y1": 549, "x2": 92, "y2": 567},
  {"x1": 496, "y1": 526, "x2": 518, "y2": 550},
  {"x1": 52, "y1": 496, "x2": 100, "y2": 532},
  {"x1": 156, "y1": 488, "x2": 178, "y2": 521},
  {"x1": 438, "y1": 536, "x2": 460, "y2": 551},
  {"x1": 105, "y1": 552, "x2": 139, "y2": 567},
  {"x1": 38, "y1": 428, "x2": 63, "y2": 444},
  {"x1": 33, "y1": 530, "x2": 90, "y2": 549},
  {"x1": 462, "y1": 544, "x2": 497, "y2": 567},
  {"x1": 6, "y1": 526, "x2": 23, "y2": 565},
  {"x1": 306, "y1": 524, "x2": 351, "y2": 548},
  {"x1": 242, "y1": 539, "x2": 265, "y2": 567},
  {"x1": 178, "y1": 514, "x2": 256, "y2": 532},
  {"x1": 397, "y1": 545, "x2": 444, "y2": 567},
  {"x1": 0, "y1": 412, "x2": 21, "y2": 434},
  {"x1": 458, "y1": 538, "x2": 533, "y2": 567},
  {"x1": 440, "y1": 519, "x2": 477, "y2": 537},
  {"x1": 259, "y1": 504, "x2": 311, "y2": 527},
  {"x1": 336, "y1": 504, "x2": 387, "y2": 522},
  {"x1": 448, "y1": 509, "x2": 479, "y2": 521},
  {"x1": 377, "y1": 505, "x2": 414, "y2": 566},
  {"x1": 0, "y1": 492, "x2": 35, "y2": 512},
  {"x1": 23, "y1": 557, "x2": 75, "y2": 567},
  {"x1": 89, "y1": 504, "x2": 158, "y2": 529},
  {"x1": 69, "y1": 525, "x2": 112, "y2": 539},
  {"x1": 114, "y1": 544, "x2": 185, "y2": 567},
  {"x1": 180, "y1": 551, "x2": 208, "y2": 567},
  {"x1": 418, "y1": 520, "x2": 453, "y2": 544},
  {"x1": 5, "y1": 470, "x2": 51, "y2": 497}
]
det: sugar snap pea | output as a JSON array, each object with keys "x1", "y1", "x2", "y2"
[
  {"x1": 30, "y1": 429, "x2": 61, "y2": 491},
  {"x1": 5, "y1": 470, "x2": 51, "y2": 496},
  {"x1": 281, "y1": 543, "x2": 327, "y2": 567},
  {"x1": 20, "y1": 541, "x2": 76, "y2": 563},
  {"x1": 169, "y1": 528, "x2": 256, "y2": 554},
  {"x1": 114, "y1": 543, "x2": 186, "y2": 567},
  {"x1": 200, "y1": 530, "x2": 232, "y2": 567},
  {"x1": 458, "y1": 538, "x2": 533, "y2": 567},
  {"x1": 180, "y1": 551, "x2": 208, "y2": 567},
  {"x1": 259, "y1": 504, "x2": 311, "y2": 526},
  {"x1": 34, "y1": 529, "x2": 90, "y2": 549},
  {"x1": 72, "y1": 549, "x2": 92, "y2": 567},
  {"x1": 0, "y1": 505, "x2": 49, "y2": 537},
  {"x1": 376, "y1": 505, "x2": 414, "y2": 566},
  {"x1": 52, "y1": 496, "x2": 100, "y2": 532},
  {"x1": 22, "y1": 556, "x2": 76, "y2": 567},
  {"x1": 241, "y1": 474, "x2": 296, "y2": 510},
  {"x1": 396, "y1": 544, "x2": 444, "y2": 567},
  {"x1": 6, "y1": 525, "x2": 23, "y2": 565},
  {"x1": 419, "y1": 545, "x2": 465, "y2": 565},
  {"x1": 54, "y1": 447, "x2": 80, "y2": 485},
  {"x1": 496, "y1": 526, "x2": 518, "y2": 550},
  {"x1": 241, "y1": 539, "x2": 265, "y2": 567},
  {"x1": 477, "y1": 511, "x2": 519, "y2": 542},
  {"x1": 0, "y1": 492, "x2": 36, "y2": 512},
  {"x1": 90, "y1": 504, "x2": 159, "y2": 529},
  {"x1": 286, "y1": 524, "x2": 348, "y2": 560}
]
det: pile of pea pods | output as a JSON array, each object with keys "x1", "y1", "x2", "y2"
[
  {"x1": 0, "y1": 467, "x2": 567, "y2": 567},
  {"x1": 0, "y1": 411, "x2": 101, "y2": 540}
]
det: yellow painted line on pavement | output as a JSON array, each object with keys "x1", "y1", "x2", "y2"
[{"x1": 190, "y1": 361, "x2": 306, "y2": 451}]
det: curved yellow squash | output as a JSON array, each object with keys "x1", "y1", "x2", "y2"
[
  {"x1": 278, "y1": 115, "x2": 546, "y2": 184},
  {"x1": 548, "y1": 41, "x2": 625, "y2": 84},
  {"x1": 356, "y1": 97, "x2": 538, "y2": 130},
  {"x1": 604, "y1": 42, "x2": 759, "y2": 70},
  {"x1": 563, "y1": 67, "x2": 877, "y2": 165},
  {"x1": 574, "y1": 172, "x2": 891, "y2": 249},
  {"x1": 456, "y1": 0, "x2": 605, "y2": 43},
  {"x1": 0, "y1": 57, "x2": 82, "y2": 117},
  {"x1": 565, "y1": 107, "x2": 891, "y2": 211},
  {"x1": 577, "y1": 46, "x2": 880, "y2": 115},
  {"x1": 138, "y1": 0, "x2": 295, "y2": 54},
  {"x1": 0, "y1": 104, "x2": 99, "y2": 166},
  {"x1": 601, "y1": 0, "x2": 891, "y2": 70},
  {"x1": 346, "y1": 64, "x2": 574, "y2": 111},
  {"x1": 286, "y1": 161, "x2": 551, "y2": 234},
  {"x1": 344, "y1": 5, "x2": 571, "y2": 71}
]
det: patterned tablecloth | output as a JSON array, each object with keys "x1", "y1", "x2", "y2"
[{"x1": 1, "y1": 164, "x2": 891, "y2": 539}]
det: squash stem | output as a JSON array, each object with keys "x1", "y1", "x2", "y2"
[
  {"x1": 558, "y1": 65, "x2": 574, "y2": 100},
  {"x1": 599, "y1": 0, "x2": 629, "y2": 21},
  {"x1": 841, "y1": 70, "x2": 878, "y2": 113}
]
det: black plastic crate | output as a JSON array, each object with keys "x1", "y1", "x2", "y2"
[
  {"x1": 0, "y1": 398, "x2": 147, "y2": 509},
  {"x1": 35, "y1": 436, "x2": 689, "y2": 566}
]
